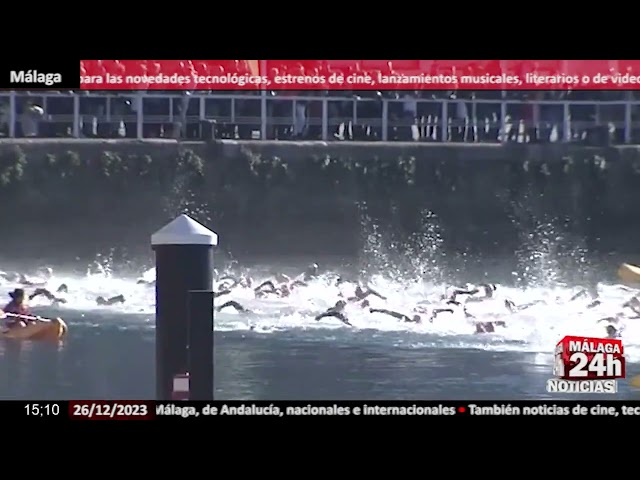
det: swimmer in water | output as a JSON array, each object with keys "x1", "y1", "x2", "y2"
[
  {"x1": 96, "y1": 295, "x2": 125, "y2": 306},
  {"x1": 623, "y1": 297, "x2": 640, "y2": 317},
  {"x1": 218, "y1": 275, "x2": 253, "y2": 290},
  {"x1": 333, "y1": 275, "x2": 351, "y2": 287},
  {"x1": 214, "y1": 288, "x2": 233, "y2": 298},
  {"x1": 315, "y1": 300, "x2": 352, "y2": 326},
  {"x1": 370, "y1": 308, "x2": 421, "y2": 323},
  {"x1": 605, "y1": 324, "x2": 620, "y2": 339},
  {"x1": 29, "y1": 287, "x2": 67, "y2": 305},
  {"x1": 254, "y1": 280, "x2": 303, "y2": 298},
  {"x1": 503, "y1": 299, "x2": 545, "y2": 313},
  {"x1": 17, "y1": 267, "x2": 54, "y2": 287},
  {"x1": 474, "y1": 320, "x2": 507, "y2": 334},
  {"x1": 253, "y1": 281, "x2": 278, "y2": 297},
  {"x1": 216, "y1": 300, "x2": 251, "y2": 313},
  {"x1": 302, "y1": 263, "x2": 319, "y2": 282},
  {"x1": 369, "y1": 306, "x2": 454, "y2": 324},
  {"x1": 87, "y1": 261, "x2": 108, "y2": 277},
  {"x1": 463, "y1": 306, "x2": 506, "y2": 333},
  {"x1": 569, "y1": 284, "x2": 601, "y2": 309},
  {"x1": 258, "y1": 266, "x2": 317, "y2": 288},
  {"x1": 347, "y1": 285, "x2": 387, "y2": 302},
  {"x1": 448, "y1": 283, "x2": 496, "y2": 303},
  {"x1": 598, "y1": 313, "x2": 625, "y2": 325},
  {"x1": 0, "y1": 271, "x2": 20, "y2": 282}
]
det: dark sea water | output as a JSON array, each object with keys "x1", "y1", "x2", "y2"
[{"x1": 2, "y1": 310, "x2": 639, "y2": 401}]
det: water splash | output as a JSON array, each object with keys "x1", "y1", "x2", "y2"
[
  {"x1": 408, "y1": 209, "x2": 445, "y2": 283},
  {"x1": 358, "y1": 203, "x2": 444, "y2": 282},
  {"x1": 163, "y1": 174, "x2": 212, "y2": 227}
]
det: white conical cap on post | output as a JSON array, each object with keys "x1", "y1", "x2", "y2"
[{"x1": 151, "y1": 214, "x2": 218, "y2": 246}]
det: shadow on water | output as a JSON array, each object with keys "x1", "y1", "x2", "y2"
[
  {"x1": 1, "y1": 312, "x2": 639, "y2": 400},
  {"x1": 213, "y1": 331, "x2": 640, "y2": 401},
  {"x1": 0, "y1": 313, "x2": 155, "y2": 400}
]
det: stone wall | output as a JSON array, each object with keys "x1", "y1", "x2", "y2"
[{"x1": 1, "y1": 139, "x2": 639, "y2": 266}]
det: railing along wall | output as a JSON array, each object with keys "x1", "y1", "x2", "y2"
[{"x1": 0, "y1": 91, "x2": 636, "y2": 143}]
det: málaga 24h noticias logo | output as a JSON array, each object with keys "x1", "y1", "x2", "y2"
[{"x1": 547, "y1": 336, "x2": 625, "y2": 394}]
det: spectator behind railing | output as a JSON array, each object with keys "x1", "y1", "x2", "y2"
[
  {"x1": 21, "y1": 99, "x2": 44, "y2": 137},
  {"x1": 0, "y1": 90, "x2": 635, "y2": 145}
]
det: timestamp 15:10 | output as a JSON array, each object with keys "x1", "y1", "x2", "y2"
[{"x1": 24, "y1": 403, "x2": 61, "y2": 416}]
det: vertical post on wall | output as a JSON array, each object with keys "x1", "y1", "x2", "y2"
[
  {"x1": 151, "y1": 214, "x2": 218, "y2": 400},
  {"x1": 260, "y1": 60, "x2": 268, "y2": 140},
  {"x1": 8, "y1": 91, "x2": 16, "y2": 138}
]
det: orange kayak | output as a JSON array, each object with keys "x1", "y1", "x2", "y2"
[
  {"x1": 618, "y1": 263, "x2": 640, "y2": 285},
  {"x1": 0, "y1": 318, "x2": 68, "y2": 341}
]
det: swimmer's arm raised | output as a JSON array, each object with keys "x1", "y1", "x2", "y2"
[
  {"x1": 315, "y1": 311, "x2": 352, "y2": 326},
  {"x1": 364, "y1": 288, "x2": 387, "y2": 301},
  {"x1": 216, "y1": 300, "x2": 250, "y2": 313},
  {"x1": 254, "y1": 280, "x2": 277, "y2": 293}
]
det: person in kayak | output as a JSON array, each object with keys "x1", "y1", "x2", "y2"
[{"x1": 3, "y1": 288, "x2": 38, "y2": 328}]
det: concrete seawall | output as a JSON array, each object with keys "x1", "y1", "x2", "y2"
[{"x1": 1, "y1": 139, "x2": 640, "y2": 266}]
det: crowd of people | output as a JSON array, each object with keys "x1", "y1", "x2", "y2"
[{"x1": 0, "y1": 89, "x2": 637, "y2": 144}]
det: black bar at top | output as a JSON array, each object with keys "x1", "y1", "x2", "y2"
[{"x1": 0, "y1": 60, "x2": 80, "y2": 89}]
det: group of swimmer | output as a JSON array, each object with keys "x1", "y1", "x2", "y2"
[
  {"x1": 0, "y1": 267, "x2": 130, "y2": 330},
  {"x1": 211, "y1": 265, "x2": 508, "y2": 332},
  {"x1": 208, "y1": 263, "x2": 639, "y2": 337},
  {"x1": 1, "y1": 263, "x2": 638, "y2": 337}
]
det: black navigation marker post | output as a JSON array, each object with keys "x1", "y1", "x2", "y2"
[
  {"x1": 152, "y1": 214, "x2": 217, "y2": 400},
  {"x1": 188, "y1": 290, "x2": 215, "y2": 400}
]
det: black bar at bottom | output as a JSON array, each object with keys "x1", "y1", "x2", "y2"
[
  {"x1": 153, "y1": 399, "x2": 640, "y2": 420},
  {"x1": 7, "y1": 400, "x2": 640, "y2": 421}
]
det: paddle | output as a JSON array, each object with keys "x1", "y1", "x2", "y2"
[{"x1": 2, "y1": 312, "x2": 51, "y2": 323}]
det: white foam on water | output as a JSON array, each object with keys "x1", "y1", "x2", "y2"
[{"x1": 2, "y1": 266, "x2": 639, "y2": 363}]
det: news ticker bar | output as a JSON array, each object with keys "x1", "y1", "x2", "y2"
[
  {"x1": 14, "y1": 400, "x2": 640, "y2": 420},
  {"x1": 4, "y1": 60, "x2": 640, "y2": 90}
]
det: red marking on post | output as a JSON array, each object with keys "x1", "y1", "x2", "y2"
[
  {"x1": 554, "y1": 336, "x2": 625, "y2": 380},
  {"x1": 172, "y1": 373, "x2": 189, "y2": 400}
]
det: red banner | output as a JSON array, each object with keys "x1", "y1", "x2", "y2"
[{"x1": 80, "y1": 60, "x2": 640, "y2": 90}]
